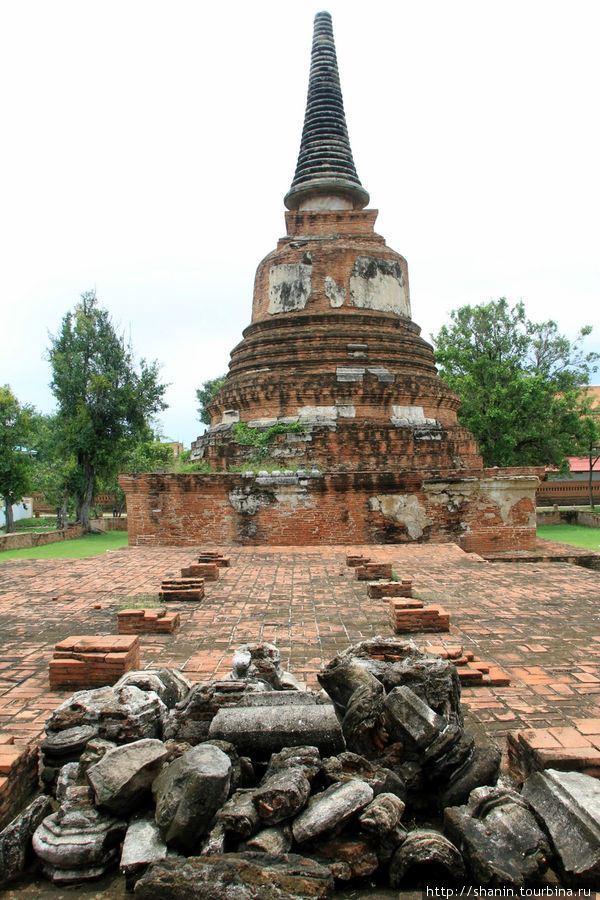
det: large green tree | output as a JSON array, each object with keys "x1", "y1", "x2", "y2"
[
  {"x1": 47, "y1": 291, "x2": 167, "y2": 530},
  {"x1": 0, "y1": 386, "x2": 34, "y2": 533},
  {"x1": 196, "y1": 374, "x2": 226, "y2": 425},
  {"x1": 432, "y1": 299, "x2": 598, "y2": 469}
]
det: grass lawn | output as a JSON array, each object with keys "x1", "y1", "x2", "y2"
[
  {"x1": 537, "y1": 524, "x2": 600, "y2": 552},
  {"x1": 0, "y1": 530, "x2": 129, "y2": 561}
]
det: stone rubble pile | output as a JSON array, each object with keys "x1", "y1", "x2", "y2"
[{"x1": 2, "y1": 638, "x2": 600, "y2": 894}]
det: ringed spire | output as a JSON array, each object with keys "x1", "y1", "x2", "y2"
[{"x1": 284, "y1": 11, "x2": 369, "y2": 211}]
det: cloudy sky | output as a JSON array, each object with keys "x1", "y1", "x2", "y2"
[{"x1": 2, "y1": 0, "x2": 599, "y2": 448}]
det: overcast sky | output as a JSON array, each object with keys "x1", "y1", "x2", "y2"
[{"x1": 2, "y1": 0, "x2": 599, "y2": 448}]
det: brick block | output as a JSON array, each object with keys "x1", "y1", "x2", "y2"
[
  {"x1": 507, "y1": 723, "x2": 600, "y2": 782},
  {"x1": 367, "y1": 579, "x2": 412, "y2": 598},
  {"x1": 49, "y1": 634, "x2": 140, "y2": 690},
  {"x1": 355, "y1": 562, "x2": 393, "y2": 581},
  {"x1": 388, "y1": 600, "x2": 450, "y2": 634},
  {"x1": 198, "y1": 551, "x2": 230, "y2": 566},
  {"x1": 346, "y1": 554, "x2": 371, "y2": 567},
  {"x1": 181, "y1": 563, "x2": 219, "y2": 581},
  {"x1": 118, "y1": 607, "x2": 180, "y2": 634}
]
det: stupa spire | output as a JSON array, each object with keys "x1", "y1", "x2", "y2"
[{"x1": 284, "y1": 11, "x2": 369, "y2": 211}]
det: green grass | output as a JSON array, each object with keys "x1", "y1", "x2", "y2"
[
  {"x1": 0, "y1": 530, "x2": 129, "y2": 561},
  {"x1": 537, "y1": 524, "x2": 600, "y2": 552}
]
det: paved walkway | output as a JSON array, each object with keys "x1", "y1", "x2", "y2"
[{"x1": 1, "y1": 541, "x2": 600, "y2": 752}]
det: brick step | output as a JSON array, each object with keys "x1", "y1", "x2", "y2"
[
  {"x1": 346, "y1": 554, "x2": 371, "y2": 568},
  {"x1": 161, "y1": 578, "x2": 204, "y2": 589},
  {"x1": 159, "y1": 588, "x2": 204, "y2": 602},
  {"x1": 355, "y1": 562, "x2": 393, "y2": 581},
  {"x1": 368, "y1": 579, "x2": 413, "y2": 599},
  {"x1": 507, "y1": 720, "x2": 600, "y2": 782},
  {"x1": 388, "y1": 601, "x2": 450, "y2": 634},
  {"x1": 181, "y1": 563, "x2": 219, "y2": 581},
  {"x1": 198, "y1": 551, "x2": 231, "y2": 567},
  {"x1": 118, "y1": 607, "x2": 180, "y2": 634}
]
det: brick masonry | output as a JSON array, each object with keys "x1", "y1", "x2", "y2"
[
  {"x1": 120, "y1": 468, "x2": 540, "y2": 553},
  {"x1": 117, "y1": 607, "x2": 180, "y2": 635},
  {"x1": 180, "y1": 563, "x2": 219, "y2": 581},
  {"x1": 49, "y1": 635, "x2": 140, "y2": 690},
  {"x1": 0, "y1": 736, "x2": 39, "y2": 830},
  {"x1": 367, "y1": 579, "x2": 413, "y2": 599},
  {"x1": 507, "y1": 720, "x2": 600, "y2": 781},
  {"x1": 388, "y1": 598, "x2": 450, "y2": 634}
]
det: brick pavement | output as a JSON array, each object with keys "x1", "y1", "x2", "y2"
[{"x1": 1, "y1": 542, "x2": 600, "y2": 757}]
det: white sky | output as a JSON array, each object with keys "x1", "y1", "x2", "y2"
[{"x1": 2, "y1": 0, "x2": 599, "y2": 448}]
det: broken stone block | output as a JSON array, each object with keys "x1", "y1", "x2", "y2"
[
  {"x1": 0, "y1": 794, "x2": 54, "y2": 887},
  {"x1": 444, "y1": 784, "x2": 550, "y2": 887},
  {"x1": 228, "y1": 641, "x2": 284, "y2": 689},
  {"x1": 164, "y1": 680, "x2": 268, "y2": 744},
  {"x1": 217, "y1": 789, "x2": 260, "y2": 838},
  {"x1": 440, "y1": 744, "x2": 502, "y2": 808},
  {"x1": 384, "y1": 685, "x2": 447, "y2": 751},
  {"x1": 87, "y1": 738, "x2": 168, "y2": 815},
  {"x1": 522, "y1": 768, "x2": 600, "y2": 887},
  {"x1": 234, "y1": 691, "x2": 318, "y2": 708},
  {"x1": 200, "y1": 821, "x2": 226, "y2": 855},
  {"x1": 253, "y1": 767, "x2": 311, "y2": 825},
  {"x1": 153, "y1": 743, "x2": 232, "y2": 853},
  {"x1": 322, "y1": 751, "x2": 406, "y2": 801},
  {"x1": 55, "y1": 762, "x2": 81, "y2": 801},
  {"x1": 377, "y1": 653, "x2": 463, "y2": 727},
  {"x1": 264, "y1": 745, "x2": 322, "y2": 783},
  {"x1": 208, "y1": 702, "x2": 345, "y2": 758},
  {"x1": 245, "y1": 824, "x2": 292, "y2": 854},
  {"x1": 359, "y1": 791, "x2": 405, "y2": 835},
  {"x1": 292, "y1": 779, "x2": 373, "y2": 843},
  {"x1": 114, "y1": 668, "x2": 190, "y2": 709},
  {"x1": 315, "y1": 836, "x2": 379, "y2": 880},
  {"x1": 389, "y1": 829, "x2": 465, "y2": 887},
  {"x1": 341, "y1": 679, "x2": 386, "y2": 758},
  {"x1": 318, "y1": 655, "x2": 384, "y2": 711},
  {"x1": 120, "y1": 812, "x2": 168, "y2": 892},
  {"x1": 40, "y1": 724, "x2": 99, "y2": 792},
  {"x1": 134, "y1": 852, "x2": 334, "y2": 899},
  {"x1": 32, "y1": 786, "x2": 127, "y2": 883},
  {"x1": 46, "y1": 684, "x2": 167, "y2": 744},
  {"x1": 77, "y1": 737, "x2": 117, "y2": 780}
]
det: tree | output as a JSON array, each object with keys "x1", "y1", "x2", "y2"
[
  {"x1": 576, "y1": 396, "x2": 600, "y2": 509},
  {"x1": 196, "y1": 375, "x2": 226, "y2": 425},
  {"x1": 431, "y1": 299, "x2": 599, "y2": 469},
  {"x1": 47, "y1": 291, "x2": 167, "y2": 531},
  {"x1": 100, "y1": 434, "x2": 174, "y2": 516},
  {"x1": 0, "y1": 386, "x2": 34, "y2": 533}
]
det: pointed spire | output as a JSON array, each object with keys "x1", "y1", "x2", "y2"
[{"x1": 284, "y1": 11, "x2": 369, "y2": 211}]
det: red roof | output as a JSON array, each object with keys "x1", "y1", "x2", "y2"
[{"x1": 567, "y1": 456, "x2": 600, "y2": 473}]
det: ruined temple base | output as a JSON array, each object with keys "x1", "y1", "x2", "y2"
[{"x1": 120, "y1": 467, "x2": 540, "y2": 553}]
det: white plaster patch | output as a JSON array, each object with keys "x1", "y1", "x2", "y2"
[
  {"x1": 336, "y1": 367, "x2": 365, "y2": 382},
  {"x1": 324, "y1": 275, "x2": 346, "y2": 308},
  {"x1": 268, "y1": 263, "x2": 312, "y2": 314},
  {"x1": 370, "y1": 494, "x2": 433, "y2": 540},
  {"x1": 350, "y1": 257, "x2": 410, "y2": 317},
  {"x1": 297, "y1": 406, "x2": 338, "y2": 426},
  {"x1": 247, "y1": 417, "x2": 277, "y2": 428},
  {"x1": 336, "y1": 404, "x2": 356, "y2": 418},
  {"x1": 479, "y1": 477, "x2": 539, "y2": 525},
  {"x1": 228, "y1": 488, "x2": 273, "y2": 516},
  {"x1": 221, "y1": 409, "x2": 240, "y2": 425}
]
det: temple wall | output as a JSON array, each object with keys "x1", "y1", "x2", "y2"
[{"x1": 120, "y1": 469, "x2": 540, "y2": 552}]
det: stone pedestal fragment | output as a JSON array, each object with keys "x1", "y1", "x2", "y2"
[
  {"x1": 444, "y1": 784, "x2": 550, "y2": 887},
  {"x1": 32, "y1": 786, "x2": 127, "y2": 883},
  {"x1": 522, "y1": 768, "x2": 600, "y2": 887},
  {"x1": 389, "y1": 829, "x2": 465, "y2": 887}
]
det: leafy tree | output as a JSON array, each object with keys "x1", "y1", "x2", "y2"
[
  {"x1": 431, "y1": 299, "x2": 598, "y2": 469},
  {"x1": 28, "y1": 412, "x2": 76, "y2": 529},
  {"x1": 47, "y1": 291, "x2": 167, "y2": 531},
  {"x1": 576, "y1": 396, "x2": 600, "y2": 509},
  {"x1": 0, "y1": 386, "x2": 34, "y2": 532},
  {"x1": 196, "y1": 375, "x2": 227, "y2": 425},
  {"x1": 101, "y1": 434, "x2": 174, "y2": 516}
]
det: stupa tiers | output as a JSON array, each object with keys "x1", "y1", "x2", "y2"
[{"x1": 120, "y1": 12, "x2": 542, "y2": 550}]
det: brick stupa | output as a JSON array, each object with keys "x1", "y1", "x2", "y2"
[{"x1": 121, "y1": 12, "x2": 542, "y2": 550}]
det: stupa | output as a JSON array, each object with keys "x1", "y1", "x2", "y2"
[{"x1": 121, "y1": 12, "x2": 541, "y2": 550}]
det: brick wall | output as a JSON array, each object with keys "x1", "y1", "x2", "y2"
[{"x1": 120, "y1": 468, "x2": 540, "y2": 553}]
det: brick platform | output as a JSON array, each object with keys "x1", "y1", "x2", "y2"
[
  {"x1": 507, "y1": 719, "x2": 600, "y2": 781},
  {"x1": 388, "y1": 597, "x2": 449, "y2": 633},
  {"x1": 117, "y1": 607, "x2": 180, "y2": 635},
  {"x1": 49, "y1": 635, "x2": 140, "y2": 690}
]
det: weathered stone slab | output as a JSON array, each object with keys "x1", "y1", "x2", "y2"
[
  {"x1": 134, "y1": 852, "x2": 334, "y2": 899},
  {"x1": 384, "y1": 685, "x2": 446, "y2": 750},
  {"x1": 120, "y1": 812, "x2": 168, "y2": 892},
  {"x1": 522, "y1": 768, "x2": 600, "y2": 887},
  {"x1": 292, "y1": 779, "x2": 373, "y2": 843},
  {"x1": 0, "y1": 794, "x2": 54, "y2": 887},
  {"x1": 87, "y1": 738, "x2": 168, "y2": 815},
  {"x1": 153, "y1": 743, "x2": 232, "y2": 853},
  {"x1": 253, "y1": 767, "x2": 311, "y2": 825},
  {"x1": 164, "y1": 680, "x2": 267, "y2": 744},
  {"x1": 208, "y1": 703, "x2": 345, "y2": 758}
]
